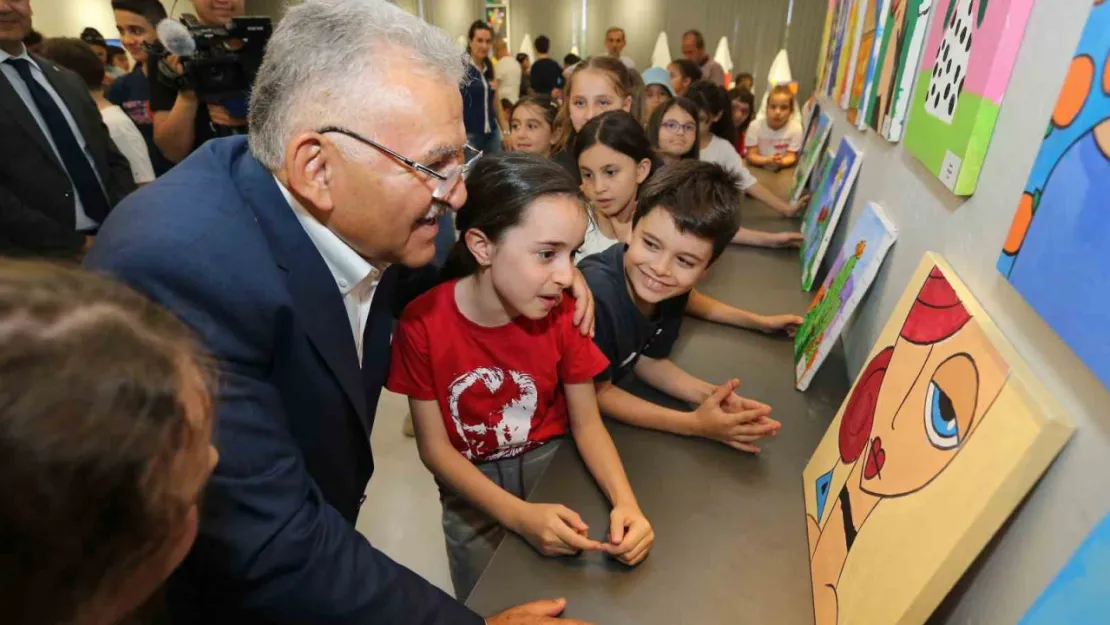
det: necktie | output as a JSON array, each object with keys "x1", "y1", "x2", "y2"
[{"x1": 6, "y1": 57, "x2": 110, "y2": 223}]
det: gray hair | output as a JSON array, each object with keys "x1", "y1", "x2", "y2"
[{"x1": 248, "y1": 0, "x2": 467, "y2": 169}]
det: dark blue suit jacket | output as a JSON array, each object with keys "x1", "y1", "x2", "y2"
[{"x1": 85, "y1": 137, "x2": 483, "y2": 625}]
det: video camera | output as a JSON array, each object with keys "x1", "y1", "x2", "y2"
[{"x1": 152, "y1": 14, "x2": 272, "y2": 103}]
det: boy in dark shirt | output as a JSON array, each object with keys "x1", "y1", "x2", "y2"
[
  {"x1": 580, "y1": 160, "x2": 785, "y2": 453},
  {"x1": 529, "y1": 35, "x2": 564, "y2": 97}
]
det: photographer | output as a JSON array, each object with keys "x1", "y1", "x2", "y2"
[{"x1": 151, "y1": 0, "x2": 248, "y2": 163}]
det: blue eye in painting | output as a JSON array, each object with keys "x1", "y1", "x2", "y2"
[{"x1": 924, "y1": 380, "x2": 960, "y2": 449}]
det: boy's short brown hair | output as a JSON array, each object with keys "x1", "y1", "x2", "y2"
[
  {"x1": 632, "y1": 160, "x2": 742, "y2": 262},
  {"x1": 39, "y1": 38, "x2": 105, "y2": 90},
  {"x1": 0, "y1": 261, "x2": 214, "y2": 625}
]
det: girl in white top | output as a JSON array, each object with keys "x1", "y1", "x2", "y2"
[{"x1": 746, "y1": 85, "x2": 804, "y2": 170}]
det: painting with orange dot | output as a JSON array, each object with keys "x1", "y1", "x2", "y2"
[
  {"x1": 997, "y1": 0, "x2": 1110, "y2": 390},
  {"x1": 803, "y1": 253, "x2": 1073, "y2": 625}
]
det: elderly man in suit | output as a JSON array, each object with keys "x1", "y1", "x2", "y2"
[
  {"x1": 0, "y1": 0, "x2": 135, "y2": 259},
  {"x1": 86, "y1": 1, "x2": 596, "y2": 623}
]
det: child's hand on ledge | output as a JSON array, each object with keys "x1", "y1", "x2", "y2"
[{"x1": 757, "y1": 314, "x2": 804, "y2": 336}]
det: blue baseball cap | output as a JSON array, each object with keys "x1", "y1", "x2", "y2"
[{"x1": 642, "y1": 67, "x2": 676, "y2": 96}]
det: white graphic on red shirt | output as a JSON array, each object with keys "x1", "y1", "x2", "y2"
[{"x1": 447, "y1": 367, "x2": 538, "y2": 460}]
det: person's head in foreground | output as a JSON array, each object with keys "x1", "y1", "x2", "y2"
[
  {"x1": 443, "y1": 152, "x2": 588, "y2": 321},
  {"x1": 667, "y1": 58, "x2": 701, "y2": 97},
  {"x1": 0, "y1": 261, "x2": 218, "y2": 625},
  {"x1": 38, "y1": 38, "x2": 105, "y2": 94},
  {"x1": 112, "y1": 0, "x2": 168, "y2": 68},
  {"x1": 604, "y1": 26, "x2": 626, "y2": 57},
  {"x1": 576, "y1": 110, "x2": 656, "y2": 226},
  {"x1": 687, "y1": 80, "x2": 736, "y2": 145},
  {"x1": 728, "y1": 86, "x2": 755, "y2": 134},
  {"x1": 510, "y1": 95, "x2": 559, "y2": 157},
  {"x1": 680, "y1": 29, "x2": 708, "y2": 64},
  {"x1": 553, "y1": 55, "x2": 636, "y2": 152},
  {"x1": 625, "y1": 160, "x2": 742, "y2": 307},
  {"x1": 767, "y1": 84, "x2": 796, "y2": 131},
  {"x1": 248, "y1": 0, "x2": 471, "y2": 269},
  {"x1": 0, "y1": 0, "x2": 32, "y2": 54},
  {"x1": 648, "y1": 96, "x2": 701, "y2": 163},
  {"x1": 640, "y1": 66, "x2": 675, "y2": 121}
]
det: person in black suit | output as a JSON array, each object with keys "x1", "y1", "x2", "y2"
[
  {"x1": 86, "y1": 0, "x2": 597, "y2": 623},
  {"x1": 0, "y1": 0, "x2": 135, "y2": 259}
]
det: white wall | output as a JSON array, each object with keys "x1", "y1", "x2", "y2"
[
  {"x1": 820, "y1": 0, "x2": 1110, "y2": 621},
  {"x1": 30, "y1": 0, "x2": 194, "y2": 39}
]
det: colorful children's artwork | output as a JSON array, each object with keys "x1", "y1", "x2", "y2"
[
  {"x1": 1017, "y1": 512, "x2": 1110, "y2": 625},
  {"x1": 848, "y1": 0, "x2": 892, "y2": 127},
  {"x1": 801, "y1": 137, "x2": 863, "y2": 291},
  {"x1": 810, "y1": 148, "x2": 836, "y2": 194},
  {"x1": 866, "y1": 0, "x2": 936, "y2": 141},
  {"x1": 998, "y1": 0, "x2": 1110, "y2": 390},
  {"x1": 838, "y1": 0, "x2": 867, "y2": 109},
  {"x1": 791, "y1": 110, "x2": 835, "y2": 203},
  {"x1": 902, "y1": 0, "x2": 1035, "y2": 195},
  {"x1": 795, "y1": 203, "x2": 896, "y2": 391},
  {"x1": 803, "y1": 253, "x2": 1074, "y2": 625},
  {"x1": 817, "y1": 0, "x2": 840, "y2": 94}
]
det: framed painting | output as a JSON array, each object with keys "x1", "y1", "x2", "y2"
[
  {"x1": 902, "y1": 0, "x2": 1035, "y2": 195},
  {"x1": 485, "y1": 4, "x2": 509, "y2": 44},
  {"x1": 791, "y1": 109, "x2": 835, "y2": 203},
  {"x1": 1017, "y1": 512, "x2": 1110, "y2": 625},
  {"x1": 848, "y1": 0, "x2": 893, "y2": 127},
  {"x1": 804, "y1": 253, "x2": 1074, "y2": 625},
  {"x1": 795, "y1": 203, "x2": 897, "y2": 391},
  {"x1": 998, "y1": 0, "x2": 1110, "y2": 390},
  {"x1": 801, "y1": 137, "x2": 864, "y2": 291},
  {"x1": 865, "y1": 0, "x2": 937, "y2": 141}
]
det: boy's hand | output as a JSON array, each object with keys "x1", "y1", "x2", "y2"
[
  {"x1": 568, "y1": 269, "x2": 596, "y2": 337},
  {"x1": 486, "y1": 598, "x2": 595, "y2": 625},
  {"x1": 790, "y1": 194, "x2": 812, "y2": 217},
  {"x1": 768, "y1": 231, "x2": 804, "y2": 248},
  {"x1": 513, "y1": 503, "x2": 605, "y2": 557},
  {"x1": 605, "y1": 504, "x2": 654, "y2": 566},
  {"x1": 693, "y1": 380, "x2": 781, "y2": 453},
  {"x1": 758, "y1": 314, "x2": 804, "y2": 336}
]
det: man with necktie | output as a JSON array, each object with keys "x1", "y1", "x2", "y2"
[{"x1": 0, "y1": 0, "x2": 135, "y2": 259}]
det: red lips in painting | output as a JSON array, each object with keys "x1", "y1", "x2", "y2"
[{"x1": 864, "y1": 436, "x2": 886, "y2": 480}]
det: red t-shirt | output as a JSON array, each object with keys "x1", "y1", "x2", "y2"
[{"x1": 387, "y1": 280, "x2": 609, "y2": 462}]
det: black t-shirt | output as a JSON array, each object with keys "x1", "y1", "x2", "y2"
[
  {"x1": 106, "y1": 65, "x2": 174, "y2": 176},
  {"x1": 530, "y1": 58, "x2": 564, "y2": 96},
  {"x1": 148, "y1": 63, "x2": 216, "y2": 155},
  {"x1": 580, "y1": 244, "x2": 689, "y2": 383}
]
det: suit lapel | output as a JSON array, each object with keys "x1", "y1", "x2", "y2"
[
  {"x1": 232, "y1": 147, "x2": 372, "y2": 433},
  {"x1": 0, "y1": 63, "x2": 62, "y2": 169},
  {"x1": 34, "y1": 55, "x2": 109, "y2": 176}
]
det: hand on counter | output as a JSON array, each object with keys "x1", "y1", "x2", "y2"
[
  {"x1": 486, "y1": 598, "x2": 595, "y2": 625},
  {"x1": 693, "y1": 380, "x2": 781, "y2": 453},
  {"x1": 756, "y1": 313, "x2": 804, "y2": 336},
  {"x1": 513, "y1": 502, "x2": 605, "y2": 557},
  {"x1": 605, "y1": 504, "x2": 654, "y2": 566}
]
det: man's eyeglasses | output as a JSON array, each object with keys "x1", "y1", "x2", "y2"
[
  {"x1": 661, "y1": 120, "x2": 697, "y2": 135},
  {"x1": 318, "y1": 126, "x2": 482, "y2": 200}
]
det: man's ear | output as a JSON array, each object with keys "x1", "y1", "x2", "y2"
[
  {"x1": 464, "y1": 228, "x2": 495, "y2": 268},
  {"x1": 283, "y1": 132, "x2": 337, "y2": 219}
]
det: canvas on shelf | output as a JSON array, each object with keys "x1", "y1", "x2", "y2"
[
  {"x1": 791, "y1": 109, "x2": 835, "y2": 203},
  {"x1": 902, "y1": 0, "x2": 1035, "y2": 195},
  {"x1": 795, "y1": 203, "x2": 896, "y2": 391},
  {"x1": 822, "y1": 0, "x2": 852, "y2": 97},
  {"x1": 865, "y1": 0, "x2": 936, "y2": 142},
  {"x1": 804, "y1": 253, "x2": 1074, "y2": 625},
  {"x1": 838, "y1": 0, "x2": 868, "y2": 109},
  {"x1": 817, "y1": 0, "x2": 841, "y2": 94},
  {"x1": 848, "y1": 0, "x2": 893, "y2": 127},
  {"x1": 998, "y1": 0, "x2": 1110, "y2": 390},
  {"x1": 801, "y1": 137, "x2": 864, "y2": 291}
]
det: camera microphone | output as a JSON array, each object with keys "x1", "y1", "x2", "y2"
[{"x1": 156, "y1": 18, "x2": 196, "y2": 57}]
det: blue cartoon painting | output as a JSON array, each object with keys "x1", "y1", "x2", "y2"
[
  {"x1": 801, "y1": 137, "x2": 864, "y2": 291},
  {"x1": 997, "y1": 0, "x2": 1110, "y2": 389}
]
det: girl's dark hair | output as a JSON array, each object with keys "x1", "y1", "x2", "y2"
[
  {"x1": 552, "y1": 56, "x2": 637, "y2": 153},
  {"x1": 111, "y1": 0, "x2": 168, "y2": 26},
  {"x1": 443, "y1": 153, "x2": 586, "y2": 281},
  {"x1": 516, "y1": 52, "x2": 529, "y2": 65},
  {"x1": 670, "y1": 59, "x2": 702, "y2": 82},
  {"x1": 512, "y1": 94, "x2": 559, "y2": 128},
  {"x1": 647, "y1": 97, "x2": 701, "y2": 160},
  {"x1": 575, "y1": 110, "x2": 661, "y2": 181},
  {"x1": 728, "y1": 87, "x2": 756, "y2": 134},
  {"x1": 687, "y1": 80, "x2": 736, "y2": 144},
  {"x1": 564, "y1": 53, "x2": 582, "y2": 67},
  {"x1": 0, "y1": 260, "x2": 213, "y2": 625},
  {"x1": 467, "y1": 20, "x2": 494, "y2": 81}
]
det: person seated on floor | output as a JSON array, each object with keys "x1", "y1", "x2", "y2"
[
  {"x1": 386, "y1": 153, "x2": 653, "y2": 602},
  {"x1": 0, "y1": 260, "x2": 218, "y2": 625},
  {"x1": 647, "y1": 96, "x2": 808, "y2": 218},
  {"x1": 580, "y1": 160, "x2": 796, "y2": 453},
  {"x1": 746, "y1": 84, "x2": 803, "y2": 171}
]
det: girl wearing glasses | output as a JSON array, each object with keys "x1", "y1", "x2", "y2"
[{"x1": 386, "y1": 153, "x2": 653, "y2": 602}]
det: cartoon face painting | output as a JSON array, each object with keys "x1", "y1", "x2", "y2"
[{"x1": 806, "y1": 266, "x2": 1008, "y2": 624}]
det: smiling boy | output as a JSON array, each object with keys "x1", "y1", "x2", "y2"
[{"x1": 580, "y1": 160, "x2": 784, "y2": 452}]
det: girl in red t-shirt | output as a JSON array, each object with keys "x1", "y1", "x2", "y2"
[{"x1": 387, "y1": 152, "x2": 652, "y2": 600}]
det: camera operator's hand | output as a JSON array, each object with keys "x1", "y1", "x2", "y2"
[{"x1": 207, "y1": 103, "x2": 248, "y2": 128}]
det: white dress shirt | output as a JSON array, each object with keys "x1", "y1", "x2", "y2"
[
  {"x1": 0, "y1": 44, "x2": 107, "y2": 230},
  {"x1": 275, "y1": 178, "x2": 386, "y2": 365}
]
